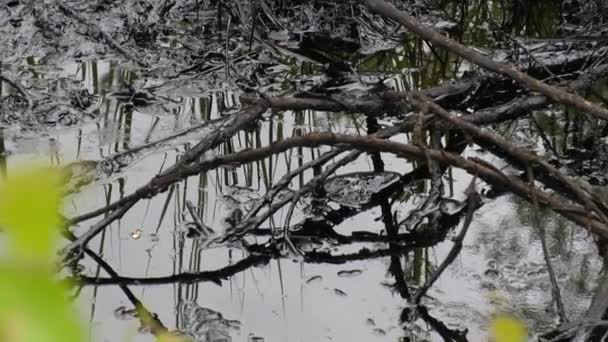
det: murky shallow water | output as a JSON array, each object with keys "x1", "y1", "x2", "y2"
[
  {"x1": 4, "y1": 71, "x2": 602, "y2": 340},
  {"x1": 1, "y1": 0, "x2": 606, "y2": 341}
]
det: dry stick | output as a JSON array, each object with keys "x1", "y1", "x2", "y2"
[
  {"x1": 100, "y1": 115, "x2": 233, "y2": 174},
  {"x1": 67, "y1": 90, "x2": 424, "y2": 225},
  {"x1": 505, "y1": 33, "x2": 563, "y2": 82},
  {"x1": 62, "y1": 231, "x2": 169, "y2": 336},
  {"x1": 243, "y1": 148, "x2": 343, "y2": 221},
  {"x1": 411, "y1": 94, "x2": 608, "y2": 225},
  {"x1": 190, "y1": 134, "x2": 605, "y2": 238},
  {"x1": 69, "y1": 102, "x2": 268, "y2": 224},
  {"x1": 0, "y1": 75, "x2": 33, "y2": 108},
  {"x1": 71, "y1": 58, "x2": 604, "y2": 225},
  {"x1": 252, "y1": 122, "x2": 414, "y2": 244},
  {"x1": 264, "y1": 71, "x2": 479, "y2": 114},
  {"x1": 163, "y1": 132, "x2": 608, "y2": 239},
  {"x1": 214, "y1": 148, "x2": 364, "y2": 245},
  {"x1": 363, "y1": 0, "x2": 608, "y2": 121},
  {"x1": 219, "y1": 119, "x2": 416, "y2": 244},
  {"x1": 281, "y1": 195, "x2": 303, "y2": 256},
  {"x1": 80, "y1": 247, "x2": 169, "y2": 336},
  {"x1": 411, "y1": 177, "x2": 481, "y2": 304},
  {"x1": 185, "y1": 200, "x2": 214, "y2": 236},
  {"x1": 65, "y1": 105, "x2": 267, "y2": 253},
  {"x1": 63, "y1": 200, "x2": 136, "y2": 255},
  {"x1": 527, "y1": 166, "x2": 568, "y2": 323},
  {"x1": 71, "y1": 107, "x2": 409, "y2": 237},
  {"x1": 67, "y1": 96, "x2": 599, "y2": 254},
  {"x1": 463, "y1": 62, "x2": 608, "y2": 126},
  {"x1": 225, "y1": 15, "x2": 232, "y2": 80},
  {"x1": 68, "y1": 62, "x2": 608, "y2": 243}
]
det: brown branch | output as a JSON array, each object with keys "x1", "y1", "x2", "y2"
[
  {"x1": 410, "y1": 93, "x2": 608, "y2": 225},
  {"x1": 62, "y1": 200, "x2": 136, "y2": 256},
  {"x1": 69, "y1": 102, "x2": 269, "y2": 224},
  {"x1": 68, "y1": 60, "x2": 608, "y2": 227},
  {"x1": 65, "y1": 60, "x2": 608, "y2": 255},
  {"x1": 163, "y1": 132, "x2": 608, "y2": 240},
  {"x1": 69, "y1": 131, "x2": 608, "y2": 248}
]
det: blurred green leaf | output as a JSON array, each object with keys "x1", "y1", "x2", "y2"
[
  {"x1": 490, "y1": 314, "x2": 527, "y2": 342},
  {"x1": 0, "y1": 164, "x2": 83, "y2": 342},
  {"x1": 0, "y1": 166, "x2": 64, "y2": 260},
  {"x1": 157, "y1": 332, "x2": 192, "y2": 342},
  {"x1": 0, "y1": 265, "x2": 83, "y2": 342}
]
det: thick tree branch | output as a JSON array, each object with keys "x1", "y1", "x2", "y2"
[{"x1": 363, "y1": 0, "x2": 608, "y2": 121}]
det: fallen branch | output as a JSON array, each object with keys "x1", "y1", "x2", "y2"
[
  {"x1": 69, "y1": 102, "x2": 269, "y2": 224},
  {"x1": 364, "y1": 0, "x2": 608, "y2": 121},
  {"x1": 162, "y1": 132, "x2": 608, "y2": 240},
  {"x1": 411, "y1": 93, "x2": 608, "y2": 225},
  {"x1": 68, "y1": 60, "x2": 608, "y2": 227}
]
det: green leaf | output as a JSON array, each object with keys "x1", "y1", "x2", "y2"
[
  {"x1": 0, "y1": 165, "x2": 83, "y2": 342},
  {"x1": 490, "y1": 314, "x2": 527, "y2": 342},
  {"x1": 0, "y1": 264, "x2": 83, "y2": 342},
  {"x1": 0, "y1": 166, "x2": 64, "y2": 260},
  {"x1": 157, "y1": 332, "x2": 193, "y2": 342}
]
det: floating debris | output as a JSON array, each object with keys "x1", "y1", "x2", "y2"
[
  {"x1": 130, "y1": 229, "x2": 142, "y2": 240},
  {"x1": 337, "y1": 269, "x2": 363, "y2": 278},
  {"x1": 248, "y1": 334, "x2": 265, "y2": 342},
  {"x1": 323, "y1": 172, "x2": 401, "y2": 208},
  {"x1": 178, "y1": 302, "x2": 241, "y2": 342},
  {"x1": 60, "y1": 160, "x2": 99, "y2": 193},
  {"x1": 484, "y1": 269, "x2": 500, "y2": 278},
  {"x1": 305, "y1": 275, "x2": 323, "y2": 284},
  {"x1": 333, "y1": 288, "x2": 348, "y2": 297},
  {"x1": 372, "y1": 328, "x2": 387, "y2": 336},
  {"x1": 113, "y1": 306, "x2": 137, "y2": 320},
  {"x1": 149, "y1": 233, "x2": 159, "y2": 243}
]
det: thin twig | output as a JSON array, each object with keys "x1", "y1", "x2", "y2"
[
  {"x1": 411, "y1": 93, "x2": 608, "y2": 225},
  {"x1": 411, "y1": 177, "x2": 481, "y2": 304},
  {"x1": 0, "y1": 75, "x2": 33, "y2": 108},
  {"x1": 185, "y1": 200, "x2": 214, "y2": 236},
  {"x1": 527, "y1": 166, "x2": 568, "y2": 323}
]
